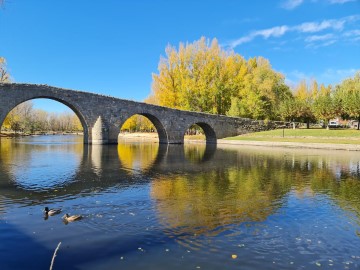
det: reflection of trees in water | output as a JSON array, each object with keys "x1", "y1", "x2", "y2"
[
  {"x1": 0, "y1": 138, "x2": 84, "y2": 190},
  {"x1": 150, "y1": 158, "x2": 293, "y2": 239},
  {"x1": 117, "y1": 143, "x2": 159, "y2": 172},
  {"x1": 151, "y1": 148, "x2": 360, "y2": 242},
  {"x1": 184, "y1": 144, "x2": 207, "y2": 163},
  {"x1": 1, "y1": 137, "x2": 360, "y2": 233}
]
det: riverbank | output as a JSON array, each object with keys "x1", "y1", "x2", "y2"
[
  {"x1": 0, "y1": 131, "x2": 83, "y2": 138},
  {"x1": 4, "y1": 131, "x2": 360, "y2": 151},
  {"x1": 119, "y1": 131, "x2": 360, "y2": 151},
  {"x1": 222, "y1": 128, "x2": 360, "y2": 151},
  {"x1": 217, "y1": 139, "x2": 360, "y2": 151}
]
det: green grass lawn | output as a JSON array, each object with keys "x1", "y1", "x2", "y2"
[{"x1": 224, "y1": 128, "x2": 360, "y2": 145}]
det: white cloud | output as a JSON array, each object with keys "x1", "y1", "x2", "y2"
[
  {"x1": 255, "y1": 25, "x2": 290, "y2": 38},
  {"x1": 328, "y1": 0, "x2": 356, "y2": 4},
  {"x1": 343, "y1": 29, "x2": 360, "y2": 41},
  {"x1": 281, "y1": 0, "x2": 304, "y2": 9},
  {"x1": 295, "y1": 19, "x2": 346, "y2": 33},
  {"x1": 306, "y1": 39, "x2": 337, "y2": 49},
  {"x1": 228, "y1": 15, "x2": 360, "y2": 48},
  {"x1": 305, "y1": 33, "x2": 335, "y2": 42},
  {"x1": 229, "y1": 25, "x2": 289, "y2": 47},
  {"x1": 344, "y1": 29, "x2": 360, "y2": 36}
]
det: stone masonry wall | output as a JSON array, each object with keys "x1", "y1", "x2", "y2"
[{"x1": 0, "y1": 83, "x2": 289, "y2": 144}]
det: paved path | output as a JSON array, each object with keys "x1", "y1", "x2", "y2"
[{"x1": 217, "y1": 139, "x2": 360, "y2": 151}]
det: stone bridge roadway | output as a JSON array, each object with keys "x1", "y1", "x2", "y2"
[{"x1": 0, "y1": 83, "x2": 287, "y2": 144}]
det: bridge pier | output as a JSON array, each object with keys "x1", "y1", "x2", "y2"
[
  {"x1": 91, "y1": 116, "x2": 108, "y2": 144},
  {"x1": 165, "y1": 131, "x2": 184, "y2": 144},
  {"x1": 108, "y1": 125, "x2": 120, "y2": 144}
]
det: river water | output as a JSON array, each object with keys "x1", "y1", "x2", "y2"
[{"x1": 0, "y1": 135, "x2": 360, "y2": 269}]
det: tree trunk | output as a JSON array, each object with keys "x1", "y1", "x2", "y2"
[
  {"x1": 306, "y1": 120, "x2": 310, "y2": 129},
  {"x1": 358, "y1": 116, "x2": 360, "y2": 130}
]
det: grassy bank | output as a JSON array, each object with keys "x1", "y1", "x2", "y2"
[{"x1": 225, "y1": 128, "x2": 360, "y2": 145}]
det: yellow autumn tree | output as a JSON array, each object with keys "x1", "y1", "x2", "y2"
[
  {"x1": 150, "y1": 37, "x2": 290, "y2": 119},
  {"x1": 292, "y1": 80, "x2": 316, "y2": 128},
  {"x1": 0, "y1": 57, "x2": 10, "y2": 83}
]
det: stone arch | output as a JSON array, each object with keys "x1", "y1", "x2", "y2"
[
  {"x1": 0, "y1": 95, "x2": 89, "y2": 144},
  {"x1": 184, "y1": 122, "x2": 217, "y2": 144},
  {"x1": 118, "y1": 112, "x2": 168, "y2": 144}
]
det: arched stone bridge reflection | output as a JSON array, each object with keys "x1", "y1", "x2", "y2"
[
  {"x1": 0, "y1": 143, "x2": 218, "y2": 203},
  {"x1": 0, "y1": 83, "x2": 288, "y2": 144},
  {"x1": 1, "y1": 141, "x2": 360, "y2": 244},
  {"x1": 1, "y1": 142, "x2": 360, "y2": 205}
]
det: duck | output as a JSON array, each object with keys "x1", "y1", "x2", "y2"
[
  {"x1": 44, "y1": 207, "x2": 62, "y2": 216},
  {"x1": 62, "y1": 213, "x2": 83, "y2": 222}
]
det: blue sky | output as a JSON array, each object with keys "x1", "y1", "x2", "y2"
[{"x1": 1, "y1": 0, "x2": 359, "y2": 112}]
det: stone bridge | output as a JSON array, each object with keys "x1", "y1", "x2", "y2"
[{"x1": 0, "y1": 83, "x2": 287, "y2": 144}]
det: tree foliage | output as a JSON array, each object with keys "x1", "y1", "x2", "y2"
[
  {"x1": 0, "y1": 57, "x2": 11, "y2": 82},
  {"x1": 150, "y1": 37, "x2": 290, "y2": 119},
  {"x1": 335, "y1": 72, "x2": 360, "y2": 129},
  {"x1": 121, "y1": 115, "x2": 155, "y2": 133},
  {"x1": 2, "y1": 102, "x2": 83, "y2": 133},
  {"x1": 292, "y1": 80, "x2": 317, "y2": 128},
  {"x1": 313, "y1": 84, "x2": 336, "y2": 126}
]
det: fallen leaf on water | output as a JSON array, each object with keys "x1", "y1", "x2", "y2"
[{"x1": 232, "y1": 254, "x2": 237, "y2": 259}]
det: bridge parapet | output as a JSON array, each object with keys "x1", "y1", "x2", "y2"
[{"x1": 0, "y1": 83, "x2": 289, "y2": 144}]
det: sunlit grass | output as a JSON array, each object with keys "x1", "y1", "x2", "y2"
[
  {"x1": 185, "y1": 134, "x2": 206, "y2": 140},
  {"x1": 225, "y1": 128, "x2": 360, "y2": 145}
]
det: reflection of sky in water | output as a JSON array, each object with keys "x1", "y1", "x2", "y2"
[
  {"x1": 15, "y1": 134, "x2": 83, "y2": 144},
  {"x1": 1, "y1": 138, "x2": 360, "y2": 269},
  {"x1": 10, "y1": 150, "x2": 80, "y2": 190},
  {"x1": 4, "y1": 136, "x2": 82, "y2": 190}
]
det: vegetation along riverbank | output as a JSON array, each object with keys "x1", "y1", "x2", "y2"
[
  {"x1": 222, "y1": 128, "x2": 360, "y2": 151},
  {"x1": 120, "y1": 129, "x2": 360, "y2": 151}
]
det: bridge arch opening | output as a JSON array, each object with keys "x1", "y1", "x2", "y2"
[
  {"x1": 0, "y1": 98, "x2": 85, "y2": 141},
  {"x1": 184, "y1": 122, "x2": 217, "y2": 144},
  {"x1": 118, "y1": 113, "x2": 167, "y2": 144}
]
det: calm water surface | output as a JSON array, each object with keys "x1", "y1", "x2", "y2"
[{"x1": 0, "y1": 135, "x2": 360, "y2": 269}]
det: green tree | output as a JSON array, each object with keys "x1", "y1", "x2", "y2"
[
  {"x1": 335, "y1": 72, "x2": 360, "y2": 130},
  {"x1": 278, "y1": 96, "x2": 297, "y2": 122},
  {"x1": 151, "y1": 37, "x2": 290, "y2": 119},
  {"x1": 313, "y1": 84, "x2": 336, "y2": 128},
  {"x1": 235, "y1": 57, "x2": 291, "y2": 120},
  {"x1": 292, "y1": 80, "x2": 316, "y2": 128}
]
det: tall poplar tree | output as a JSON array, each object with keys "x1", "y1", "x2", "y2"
[
  {"x1": 336, "y1": 72, "x2": 360, "y2": 130},
  {"x1": 150, "y1": 37, "x2": 290, "y2": 119},
  {"x1": 313, "y1": 83, "x2": 336, "y2": 128}
]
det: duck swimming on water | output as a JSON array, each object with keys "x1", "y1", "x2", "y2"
[
  {"x1": 62, "y1": 213, "x2": 83, "y2": 223},
  {"x1": 44, "y1": 207, "x2": 62, "y2": 216}
]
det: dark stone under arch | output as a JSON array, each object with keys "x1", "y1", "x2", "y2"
[{"x1": 185, "y1": 122, "x2": 217, "y2": 144}]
